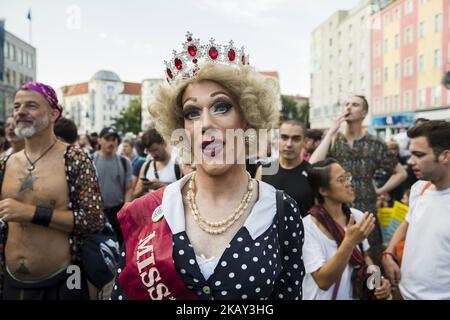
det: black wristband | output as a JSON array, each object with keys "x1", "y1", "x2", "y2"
[{"x1": 32, "y1": 206, "x2": 53, "y2": 227}]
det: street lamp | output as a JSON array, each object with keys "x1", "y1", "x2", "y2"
[{"x1": 442, "y1": 71, "x2": 450, "y2": 90}]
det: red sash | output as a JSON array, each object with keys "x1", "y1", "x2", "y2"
[{"x1": 117, "y1": 187, "x2": 199, "y2": 300}]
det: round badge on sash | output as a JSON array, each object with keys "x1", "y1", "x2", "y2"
[{"x1": 152, "y1": 205, "x2": 164, "y2": 222}]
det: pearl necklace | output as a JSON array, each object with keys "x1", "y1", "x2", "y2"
[{"x1": 187, "y1": 172, "x2": 254, "y2": 235}]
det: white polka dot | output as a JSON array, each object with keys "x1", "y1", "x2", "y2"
[
  {"x1": 255, "y1": 242, "x2": 260, "y2": 247},
  {"x1": 292, "y1": 232, "x2": 296, "y2": 237},
  {"x1": 261, "y1": 268, "x2": 266, "y2": 274},
  {"x1": 179, "y1": 235, "x2": 185, "y2": 240},
  {"x1": 233, "y1": 253, "x2": 239, "y2": 259},
  {"x1": 284, "y1": 256, "x2": 289, "y2": 261},
  {"x1": 221, "y1": 261, "x2": 227, "y2": 267},
  {"x1": 292, "y1": 248, "x2": 298, "y2": 253},
  {"x1": 241, "y1": 264, "x2": 247, "y2": 270},
  {"x1": 295, "y1": 281, "x2": 299, "y2": 285},
  {"x1": 215, "y1": 280, "x2": 221, "y2": 286},
  {"x1": 284, "y1": 217, "x2": 287, "y2": 221},
  {"x1": 264, "y1": 236, "x2": 269, "y2": 241},
  {"x1": 237, "y1": 237, "x2": 243, "y2": 242},
  {"x1": 229, "y1": 272, "x2": 235, "y2": 278},
  {"x1": 253, "y1": 257, "x2": 258, "y2": 262},
  {"x1": 301, "y1": 271, "x2": 304, "y2": 276},
  {"x1": 273, "y1": 254, "x2": 277, "y2": 258},
  {"x1": 293, "y1": 264, "x2": 298, "y2": 269},
  {"x1": 187, "y1": 285, "x2": 193, "y2": 289},
  {"x1": 294, "y1": 208, "x2": 298, "y2": 212},
  {"x1": 263, "y1": 250, "x2": 266, "y2": 256},
  {"x1": 189, "y1": 259, "x2": 195, "y2": 265},
  {"x1": 188, "y1": 244, "x2": 193, "y2": 248},
  {"x1": 244, "y1": 247, "x2": 250, "y2": 252},
  {"x1": 221, "y1": 291, "x2": 227, "y2": 296},
  {"x1": 249, "y1": 276, "x2": 255, "y2": 282},
  {"x1": 121, "y1": 252, "x2": 125, "y2": 257},
  {"x1": 269, "y1": 260, "x2": 272, "y2": 266},
  {"x1": 288, "y1": 287, "x2": 293, "y2": 292},
  {"x1": 287, "y1": 272, "x2": 291, "y2": 277},
  {"x1": 117, "y1": 268, "x2": 122, "y2": 273},
  {"x1": 118, "y1": 295, "x2": 123, "y2": 300},
  {"x1": 193, "y1": 278, "x2": 199, "y2": 283},
  {"x1": 180, "y1": 269, "x2": 186, "y2": 274},
  {"x1": 242, "y1": 294, "x2": 248, "y2": 299},
  {"x1": 284, "y1": 241, "x2": 289, "y2": 245},
  {"x1": 272, "y1": 224, "x2": 276, "y2": 229},
  {"x1": 290, "y1": 203, "x2": 294, "y2": 208},
  {"x1": 296, "y1": 224, "x2": 300, "y2": 228},
  {"x1": 268, "y1": 244, "x2": 272, "y2": 249},
  {"x1": 299, "y1": 230, "x2": 303, "y2": 235},
  {"x1": 236, "y1": 284, "x2": 242, "y2": 289},
  {"x1": 179, "y1": 250, "x2": 184, "y2": 255},
  {"x1": 279, "y1": 293, "x2": 284, "y2": 299},
  {"x1": 114, "y1": 285, "x2": 117, "y2": 290},
  {"x1": 255, "y1": 287, "x2": 261, "y2": 293},
  {"x1": 266, "y1": 279, "x2": 271, "y2": 285},
  {"x1": 289, "y1": 216, "x2": 294, "y2": 221}
]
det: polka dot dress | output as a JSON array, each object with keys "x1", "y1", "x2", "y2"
[{"x1": 111, "y1": 194, "x2": 305, "y2": 300}]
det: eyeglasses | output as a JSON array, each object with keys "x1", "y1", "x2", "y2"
[{"x1": 337, "y1": 172, "x2": 353, "y2": 185}]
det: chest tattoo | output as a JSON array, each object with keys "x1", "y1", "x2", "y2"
[{"x1": 19, "y1": 172, "x2": 38, "y2": 192}]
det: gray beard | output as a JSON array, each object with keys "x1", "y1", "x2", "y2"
[{"x1": 14, "y1": 116, "x2": 50, "y2": 138}]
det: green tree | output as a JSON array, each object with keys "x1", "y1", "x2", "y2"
[
  {"x1": 280, "y1": 95, "x2": 310, "y2": 127},
  {"x1": 112, "y1": 98, "x2": 142, "y2": 135}
]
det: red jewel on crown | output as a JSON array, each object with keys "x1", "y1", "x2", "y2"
[{"x1": 164, "y1": 32, "x2": 249, "y2": 84}]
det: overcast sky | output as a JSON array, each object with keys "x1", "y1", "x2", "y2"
[{"x1": 1, "y1": 0, "x2": 360, "y2": 95}]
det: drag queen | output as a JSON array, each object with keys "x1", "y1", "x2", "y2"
[{"x1": 112, "y1": 32, "x2": 305, "y2": 300}]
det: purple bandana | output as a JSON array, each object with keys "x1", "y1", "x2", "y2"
[{"x1": 20, "y1": 81, "x2": 63, "y2": 119}]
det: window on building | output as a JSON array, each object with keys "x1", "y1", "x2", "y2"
[
  {"x1": 434, "y1": 49, "x2": 442, "y2": 68},
  {"x1": 3, "y1": 42, "x2": 8, "y2": 59},
  {"x1": 384, "y1": 38, "x2": 389, "y2": 54},
  {"x1": 394, "y1": 34, "x2": 399, "y2": 49},
  {"x1": 384, "y1": 66, "x2": 389, "y2": 81},
  {"x1": 375, "y1": 97, "x2": 380, "y2": 112},
  {"x1": 405, "y1": 26, "x2": 413, "y2": 44},
  {"x1": 434, "y1": 14, "x2": 442, "y2": 33},
  {"x1": 395, "y1": 8, "x2": 400, "y2": 20},
  {"x1": 395, "y1": 63, "x2": 400, "y2": 79},
  {"x1": 405, "y1": 0, "x2": 413, "y2": 14},
  {"x1": 418, "y1": 88, "x2": 426, "y2": 107},
  {"x1": 404, "y1": 91, "x2": 412, "y2": 109},
  {"x1": 9, "y1": 43, "x2": 15, "y2": 61},
  {"x1": 394, "y1": 95, "x2": 400, "y2": 111},
  {"x1": 419, "y1": 21, "x2": 425, "y2": 38},
  {"x1": 419, "y1": 55, "x2": 425, "y2": 73},
  {"x1": 384, "y1": 97, "x2": 388, "y2": 112},
  {"x1": 404, "y1": 58, "x2": 413, "y2": 76},
  {"x1": 434, "y1": 86, "x2": 442, "y2": 105}
]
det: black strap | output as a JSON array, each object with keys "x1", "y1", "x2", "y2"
[
  {"x1": 119, "y1": 156, "x2": 128, "y2": 192},
  {"x1": 276, "y1": 190, "x2": 285, "y2": 255},
  {"x1": 174, "y1": 163, "x2": 181, "y2": 180},
  {"x1": 142, "y1": 160, "x2": 152, "y2": 179}
]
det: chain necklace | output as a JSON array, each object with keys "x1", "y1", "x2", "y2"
[
  {"x1": 19, "y1": 139, "x2": 58, "y2": 192},
  {"x1": 24, "y1": 139, "x2": 58, "y2": 172},
  {"x1": 187, "y1": 172, "x2": 254, "y2": 235}
]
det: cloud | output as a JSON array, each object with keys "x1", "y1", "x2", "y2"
[{"x1": 195, "y1": 0, "x2": 293, "y2": 27}]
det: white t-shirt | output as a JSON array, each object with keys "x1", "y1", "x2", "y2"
[
  {"x1": 302, "y1": 208, "x2": 370, "y2": 300},
  {"x1": 145, "y1": 155, "x2": 178, "y2": 185},
  {"x1": 400, "y1": 180, "x2": 450, "y2": 300}
]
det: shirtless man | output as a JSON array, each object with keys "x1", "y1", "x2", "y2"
[{"x1": 0, "y1": 82, "x2": 105, "y2": 300}]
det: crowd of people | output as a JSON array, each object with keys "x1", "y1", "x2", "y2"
[{"x1": 0, "y1": 32, "x2": 449, "y2": 301}]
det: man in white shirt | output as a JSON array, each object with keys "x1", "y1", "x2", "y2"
[{"x1": 382, "y1": 120, "x2": 450, "y2": 300}]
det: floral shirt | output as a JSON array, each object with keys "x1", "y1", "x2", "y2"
[
  {"x1": 329, "y1": 132, "x2": 397, "y2": 215},
  {"x1": 0, "y1": 145, "x2": 105, "y2": 297}
]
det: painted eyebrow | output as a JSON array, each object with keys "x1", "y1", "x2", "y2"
[{"x1": 182, "y1": 91, "x2": 230, "y2": 106}]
